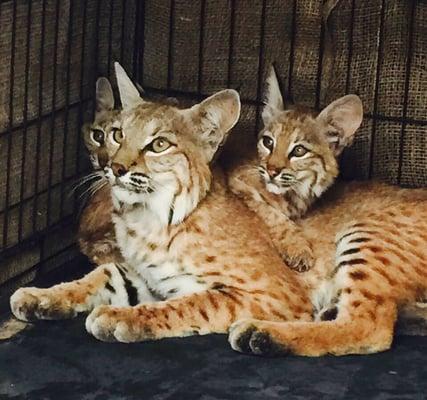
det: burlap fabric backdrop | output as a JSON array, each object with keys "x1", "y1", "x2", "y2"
[
  {"x1": 142, "y1": 0, "x2": 426, "y2": 186},
  {"x1": 0, "y1": 0, "x2": 137, "y2": 307},
  {"x1": 0, "y1": 0, "x2": 425, "y2": 305}
]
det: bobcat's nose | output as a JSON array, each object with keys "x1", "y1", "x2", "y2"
[
  {"x1": 267, "y1": 167, "x2": 282, "y2": 179},
  {"x1": 111, "y1": 162, "x2": 128, "y2": 177}
]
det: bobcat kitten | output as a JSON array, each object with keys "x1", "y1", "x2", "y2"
[
  {"x1": 227, "y1": 67, "x2": 358, "y2": 272},
  {"x1": 79, "y1": 77, "x2": 122, "y2": 265},
  {"x1": 228, "y1": 67, "x2": 427, "y2": 356}
]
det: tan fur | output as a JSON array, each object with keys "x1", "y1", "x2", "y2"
[
  {"x1": 78, "y1": 184, "x2": 119, "y2": 265},
  {"x1": 10, "y1": 64, "x2": 312, "y2": 343},
  {"x1": 227, "y1": 69, "x2": 427, "y2": 356},
  {"x1": 230, "y1": 182, "x2": 427, "y2": 356},
  {"x1": 228, "y1": 69, "x2": 362, "y2": 273},
  {"x1": 78, "y1": 78, "x2": 121, "y2": 264}
]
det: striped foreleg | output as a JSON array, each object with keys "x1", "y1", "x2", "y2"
[
  {"x1": 10, "y1": 263, "x2": 153, "y2": 321},
  {"x1": 85, "y1": 286, "x2": 261, "y2": 343}
]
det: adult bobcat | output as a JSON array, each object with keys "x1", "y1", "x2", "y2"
[
  {"x1": 10, "y1": 64, "x2": 311, "y2": 342},
  {"x1": 227, "y1": 67, "x2": 427, "y2": 356}
]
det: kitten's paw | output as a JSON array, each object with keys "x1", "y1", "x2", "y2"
[
  {"x1": 281, "y1": 243, "x2": 314, "y2": 272},
  {"x1": 229, "y1": 319, "x2": 287, "y2": 356},
  {"x1": 10, "y1": 287, "x2": 76, "y2": 322},
  {"x1": 86, "y1": 305, "x2": 148, "y2": 343}
]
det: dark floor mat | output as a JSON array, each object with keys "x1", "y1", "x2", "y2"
[{"x1": 0, "y1": 316, "x2": 426, "y2": 400}]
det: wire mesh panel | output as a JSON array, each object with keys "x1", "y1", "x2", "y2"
[
  {"x1": 0, "y1": 0, "x2": 426, "y2": 309},
  {"x1": 0, "y1": 0, "x2": 138, "y2": 308},
  {"x1": 138, "y1": 0, "x2": 426, "y2": 184}
]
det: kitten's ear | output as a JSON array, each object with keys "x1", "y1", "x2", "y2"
[
  {"x1": 95, "y1": 77, "x2": 114, "y2": 113},
  {"x1": 317, "y1": 94, "x2": 363, "y2": 156},
  {"x1": 114, "y1": 62, "x2": 143, "y2": 110},
  {"x1": 188, "y1": 89, "x2": 241, "y2": 162},
  {"x1": 262, "y1": 65, "x2": 285, "y2": 126}
]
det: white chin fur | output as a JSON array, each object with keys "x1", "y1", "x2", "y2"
[
  {"x1": 112, "y1": 186, "x2": 147, "y2": 205},
  {"x1": 266, "y1": 182, "x2": 288, "y2": 195}
]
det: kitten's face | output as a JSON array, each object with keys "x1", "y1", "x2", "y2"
[
  {"x1": 82, "y1": 77, "x2": 121, "y2": 169},
  {"x1": 83, "y1": 109, "x2": 122, "y2": 169},
  {"x1": 257, "y1": 109, "x2": 339, "y2": 198},
  {"x1": 257, "y1": 66, "x2": 363, "y2": 200}
]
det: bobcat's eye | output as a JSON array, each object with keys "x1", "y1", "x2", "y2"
[
  {"x1": 112, "y1": 128, "x2": 124, "y2": 144},
  {"x1": 261, "y1": 136, "x2": 274, "y2": 151},
  {"x1": 149, "y1": 137, "x2": 172, "y2": 153},
  {"x1": 289, "y1": 145, "x2": 309, "y2": 158},
  {"x1": 91, "y1": 129, "x2": 104, "y2": 145}
]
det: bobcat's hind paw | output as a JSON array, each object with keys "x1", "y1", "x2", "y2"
[{"x1": 228, "y1": 319, "x2": 288, "y2": 356}]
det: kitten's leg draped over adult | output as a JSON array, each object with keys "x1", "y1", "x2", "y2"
[
  {"x1": 10, "y1": 263, "x2": 153, "y2": 321},
  {"x1": 229, "y1": 165, "x2": 314, "y2": 272}
]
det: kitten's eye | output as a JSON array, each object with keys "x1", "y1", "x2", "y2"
[
  {"x1": 112, "y1": 128, "x2": 124, "y2": 144},
  {"x1": 261, "y1": 136, "x2": 274, "y2": 151},
  {"x1": 149, "y1": 137, "x2": 172, "y2": 153},
  {"x1": 91, "y1": 129, "x2": 104, "y2": 145},
  {"x1": 289, "y1": 145, "x2": 309, "y2": 158}
]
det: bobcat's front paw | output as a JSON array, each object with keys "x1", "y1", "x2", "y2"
[
  {"x1": 229, "y1": 318, "x2": 287, "y2": 356},
  {"x1": 10, "y1": 287, "x2": 77, "y2": 322},
  {"x1": 86, "y1": 305, "x2": 150, "y2": 343},
  {"x1": 280, "y1": 241, "x2": 314, "y2": 272}
]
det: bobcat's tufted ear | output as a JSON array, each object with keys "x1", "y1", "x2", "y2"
[
  {"x1": 317, "y1": 95, "x2": 363, "y2": 156},
  {"x1": 188, "y1": 89, "x2": 241, "y2": 162},
  {"x1": 95, "y1": 77, "x2": 114, "y2": 113},
  {"x1": 262, "y1": 65, "x2": 285, "y2": 126},
  {"x1": 114, "y1": 62, "x2": 144, "y2": 110}
]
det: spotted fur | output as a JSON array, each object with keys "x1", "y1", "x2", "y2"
[
  {"x1": 228, "y1": 67, "x2": 427, "y2": 356},
  {"x1": 10, "y1": 63, "x2": 312, "y2": 343}
]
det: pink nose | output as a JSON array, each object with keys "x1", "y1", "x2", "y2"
[
  {"x1": 111, "y1": 162, "x2": 128, "y2": 177},
  {"x1": 267, "y1": 168, "x2": 281, "y2": 178}
]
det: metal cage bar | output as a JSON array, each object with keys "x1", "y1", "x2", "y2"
[
  {"x1": 2, "y1": 0, "x2": 17, "y2": 249},
  {"x1": 0, "y1": 0, "x2": 426, "y2": 307}
]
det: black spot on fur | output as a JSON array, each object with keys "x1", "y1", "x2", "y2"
[
  {"x1": 349, "y1": 237, "x2": 370, "y2": 244},
  {"x1": 340, "y1": 248, "x2": 360, "y2": 257},
  {"x1": 105, "y1": 282, "x2": 116, "y2": 293},
  {"x1": 211, "y1": 282, "x2": 226, "y2": 290},
  {"x1": 168, "y1": 208, "x2": 174, "y2": 225},
  {"x1": 336, "y1": 230, "x2": 373, "y2": 246},
  {"x1": 117, "y1": 268, "x2": 139, "y2": 306},
  {"x1": 333, "y1": 258, "x2": 367, "y2": 275},
  {"x1": 320, "y1": 306, "x2": 338, "y2": 321}
]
